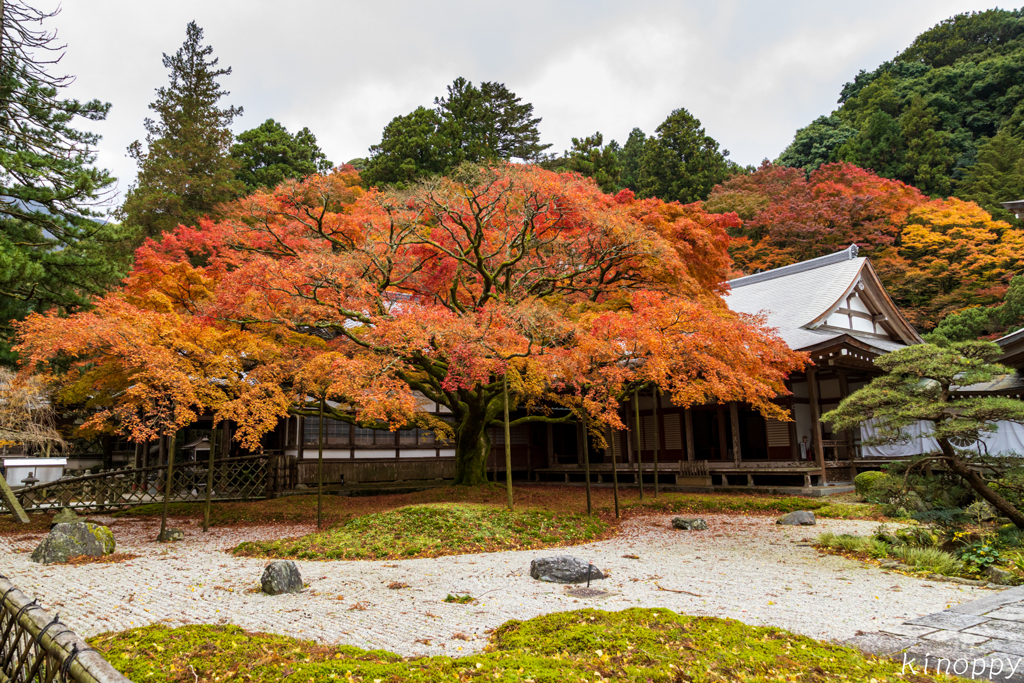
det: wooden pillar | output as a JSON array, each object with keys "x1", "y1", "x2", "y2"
[
  {"x1": 807, "y1": 366, "x2": 827, "y2": 485},
  {"x1": 788, "y1": 410, "x2": 799, "y2": 461},
  {"x1": 717, "y1": 407, "x2": 727, "y2": 461},
  {"x1": 297, "y1": 417, "x2": 306, "y2": 460},
  {"x1": 684, "y1": 408, "x2": 695, "y2": 462},
  {"x1": 837, "y1": 370, "x2": 852, "y2": 460},
  {"x1": 576, "y1": 421, "x2": 585, "y2": 467},
  {"x1": 223, "y1": 421, "x2": 231, "y2": 459},
  {"x1": 730, "y1": 402, "x2": 742, "y2": 465},
  {"x1": 546, "y1": 424, "x2": 554, "y2": 467},
  {"x1": 625, "y1": 414, "x2": 635, "y2": 465}
]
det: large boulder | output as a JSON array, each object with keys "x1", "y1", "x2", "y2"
[
  {"x1": 777, "y1": 510, "x2": 816, "y2": 526},
  {"x1": 530, "y1": 556, "x2": 605, "y2": 584},
  {"x1": 261, "y1": 560, "x2": 303, "y2": 595},
  {"x1": 672, "y1": 517, "x2": 708, "y2": 531},
  {"x1": 31, "y1": 522, "x2": 115, "y2": 564}
]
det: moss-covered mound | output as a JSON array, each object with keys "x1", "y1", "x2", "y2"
[
  {"x1": 93, "y1": 608, "x2": 940, "y2": 682},
  {"x1": 232, "y1": 503, "x2": 607, "y2": 560}
]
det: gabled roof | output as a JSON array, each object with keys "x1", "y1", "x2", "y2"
[
  {"x1": 725, "y1": 245, "x2": 922, "y2": 355},
  {"x1": 997, "y1": 326, "x2": 1024, "y2": 370},
  {"x1": 1001, "y1": 199, "x2": 1024, "y2": 219}
]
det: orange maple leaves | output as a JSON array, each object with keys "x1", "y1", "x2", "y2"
[{"x1": 16, "y1": 164, "x2": 804, "y2": 460}]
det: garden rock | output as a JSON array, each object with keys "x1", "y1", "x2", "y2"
[
  {"x1": 261, "y1": 560, "x2": 303, "y2": 595},
  {"x1": 985, "y1": 566, "x2": 1016, "y2": 585},
  {"x1": 529, "y1": 556, "x2": 605, "y2": 584},
  {"x1": 671, "y1": 517, "x2": 708, "y2": 531},
  {"x1": 50, "y1": 507, "x2": 80, "y2": 529},
  {"x1": 31, "y1": 522, "x2": 114, "y2": 564},
  {"x1": 157, "y1": 528, "x2": 185, "y2": 543},
  {"x1": 776, "y1": 510, "x2": 816, "y2": 526}
]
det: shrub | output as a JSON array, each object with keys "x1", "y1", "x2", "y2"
[
  {"x1": 854, "y1": 471, "x2": 890, "y2": 500},
  {"x1": 891, "y1": 546, "x2": 964, "y2": 575}
]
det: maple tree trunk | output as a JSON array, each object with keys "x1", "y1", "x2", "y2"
[
  {"x1": 453, "y1": 412, "x2": 492, "y2": 486},
  {"x1": 940, "y1": 438, "x2": 1024, "y2": 529}
]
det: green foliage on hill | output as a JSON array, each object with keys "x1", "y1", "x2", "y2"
[{"x1": 778, "y1": 8, "x2": 1024, "y2": 219}]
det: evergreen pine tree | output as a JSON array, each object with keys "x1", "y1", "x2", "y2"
[
  {"x1": 0, "y1": 2, "x2": 130, "y2": 364},
  {"x1": 119, "y1": 22, "x2": 243, "y2": 238},
  {"x1": 230, "y1": 118, "x2": 332, "y2": 192}
]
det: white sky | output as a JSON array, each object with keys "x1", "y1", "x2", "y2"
[{"x1": 48, "y1": 0, "x2": 1000, "y2": 206}]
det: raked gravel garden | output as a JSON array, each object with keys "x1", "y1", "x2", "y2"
[{"x1": 0, "y1": 508, "x2": 991, "y2": 659}]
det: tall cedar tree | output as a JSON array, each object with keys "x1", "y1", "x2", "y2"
[
  {"x1": 230, "y1": 118, "x2": 332, "y2": 192},
  {"x1": 636, "y1": 108, "x2": 730, "y2": 204},
  {"x1": 18, "y1": 166, "x2": 804, "y2": 486},
  {"x1": 0, "y1": 2, "x2": 129, "y2": 365},
  {"x1": 120, "y1": 22, "x2": 243, "y2": 239},
  {"x1": 824, "y1": 342, "x2": 1024, "y2": 528},
  {"x1": 362, "y1": 78, "x2": 550, "y2": 188}
]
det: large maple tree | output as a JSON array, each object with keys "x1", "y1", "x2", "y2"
[{"x1": 18, "y1": 165, "x2": 804, "y2": 485}]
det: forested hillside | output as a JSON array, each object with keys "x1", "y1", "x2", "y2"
[{"x1": 777, "y1": 8, "x2": 1024, "y2": 224}]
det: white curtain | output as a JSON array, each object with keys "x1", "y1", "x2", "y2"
[
  {"x1": 860, "y1": 420, "x2": 1024, "y2": 458},
  {"x1": 860, "y1": 419, "x2": 940, "y2": 458}
]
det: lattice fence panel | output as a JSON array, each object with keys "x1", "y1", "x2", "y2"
[{"x1": 10, "y1": 455, "x2": 270, "y2": 514}]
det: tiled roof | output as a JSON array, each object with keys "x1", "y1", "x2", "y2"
[
  {"x1": 724, "y1": 246, "x2": 905, "y2": 354},
  {"x1": 997, "y1": 326, "x2": 1024, "y2": 348}
]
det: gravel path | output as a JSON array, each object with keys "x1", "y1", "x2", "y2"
[{"x1": 0, "y1": 513, "x2": 991, "y2": 657}]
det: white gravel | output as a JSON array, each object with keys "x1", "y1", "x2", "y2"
[{"x1": 0, "y1": 513, "x2": 989, "y2": 657}]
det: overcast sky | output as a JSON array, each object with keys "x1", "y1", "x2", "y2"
[{"x1": 48, "y1": 0, "x2": 1001, "y2": 207}]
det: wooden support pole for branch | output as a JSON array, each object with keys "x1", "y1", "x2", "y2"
[
  {"x1": 203, "y1": 427, "x2": 216, "y2": 533},
  {"x1": 634, "y1": 388, "x2": 644, "y2": 500},
  {"x1": 0, "y1": 475, "x2": 29, "y2": 524},
  {"x1": 159, "y1": 432, "x2": 177, "y2": 541},
  {"x1": 503, "y1": 375, "x2": 513, "y2": 511},
  {"x1": 317, "y1": 396, "x2": 325, "y2": 531},
  {"x1": 582, "y1": 410, "x2": 592, "y2": 517},
  {"x1": 610, "y1": 426, "x2": 620, "y2": 519},
  {"x1": 653, "y1": 386, "x2": 661, "y2": 497}
]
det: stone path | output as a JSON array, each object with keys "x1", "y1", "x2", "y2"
[
  {"x1": 848, "y1": 586, "x2": 1024, "y2": 681},
  {"x1": 0, "y1": 513, "x2": 992, "y2": 658}
]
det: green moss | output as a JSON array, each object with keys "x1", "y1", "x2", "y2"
[
  {"x1": 232, "y1": 504, "x2": 607, "y2": 561},
  {"x1": 86, "y1": 523, "x2": 116, "y2": 555},
  {"x1": 92, "y1": 609, "x2": 945, "y2": 682},
  {"x1": 622, "y1": 494, "x2": 877, "y2": 519}
]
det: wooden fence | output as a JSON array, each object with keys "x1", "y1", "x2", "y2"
[
  {"x1": 7, "y1": 455, "x2": 273, "y2": 515},
  {"x1": 0, "y1": 576, "x2": 129, "y2": 682}
]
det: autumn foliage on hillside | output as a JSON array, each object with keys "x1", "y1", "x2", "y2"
[
  {"x1": 17, "y1": 165, "x2": 804, "y2": 485},
  {"x1": 707, "y1": 162, "x2": 1024, "y2": 329}
]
